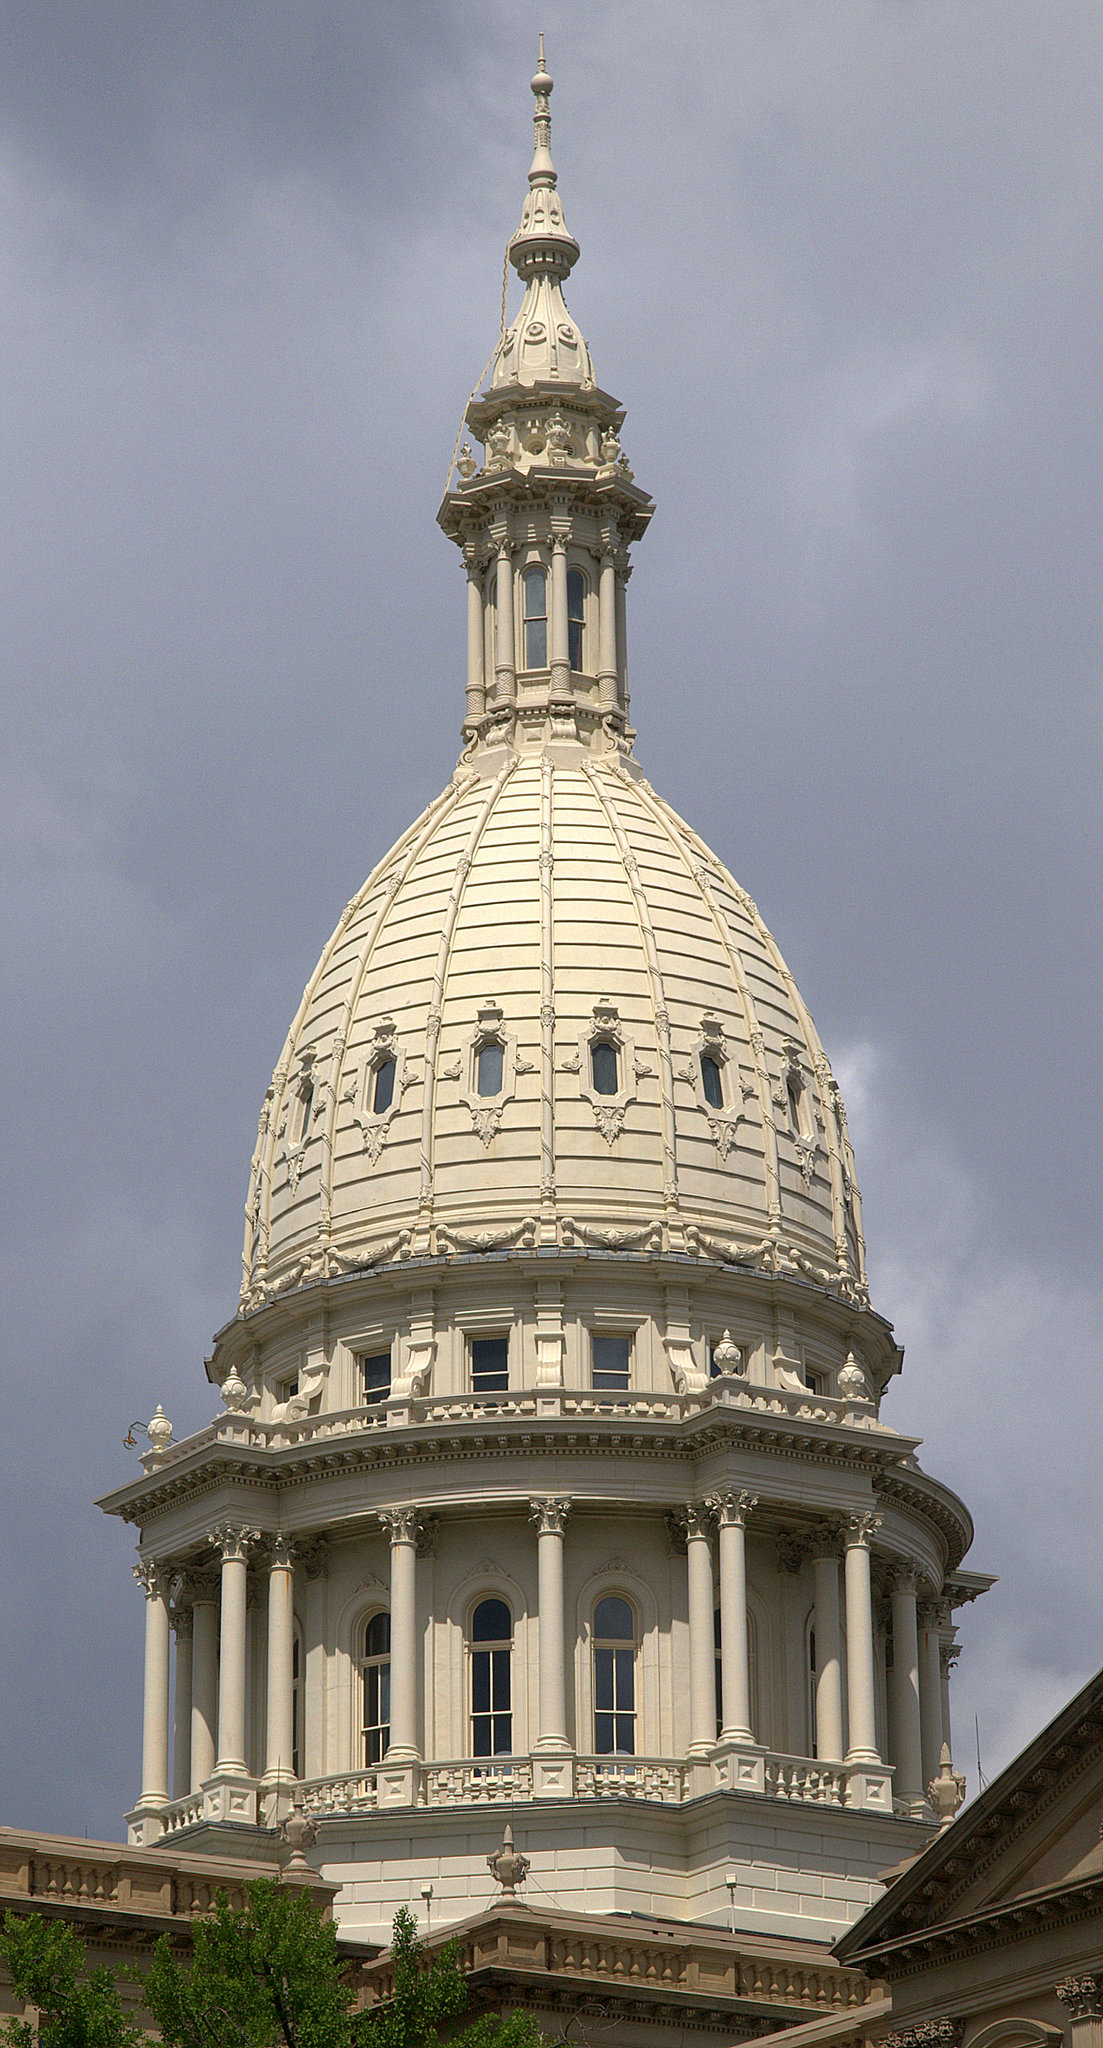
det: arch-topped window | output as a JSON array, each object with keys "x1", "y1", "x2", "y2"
[
  {"x1": 470, "y1": 1598, "x2": 513, "y2": 1756},
  {"x1": 361, "y1": 1612, "x2": 391, "y2": 1766},
  {"x1": 567, "y1": 568, "x2": 585, "y2": 670},
  {"x1": 593, "y1": 1595, "x2": 636, "y2": 1755},
  {"x1": 523, "y1": 567, "x2": 547, "y2": 669}
]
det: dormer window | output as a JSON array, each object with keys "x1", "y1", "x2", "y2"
[
  {"x1": 293, "y1": 1077, "x2": 313, "y2": 1143},
  {"x1": 476, "y1": 1041, "x2": 504, "y2": 1097},
  {"x1": 567, "y1": 568, "x2": 585, "y2": 670},
  {"x1": 372, "y1": 1058, "x2": 396, "y2": 1115},
  {"x1": 591, "y1": 1041, "x2": 619, "y2": 1096},
  {"x1": 700, "y1": 1054, "x2": 724, "y2": 1109},
  {"x1": 523, "y1": 566, "x2": 547, "y2": 669}
]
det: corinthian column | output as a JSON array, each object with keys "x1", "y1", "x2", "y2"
[
  {"x1": 597, "y1": 545, "x2": 618, "y2": 710},
  {"x1": 170, "y1": 1606, "x2": 193, "y2": 1800},
  {"x1": 683, "y1": 1504, "x2": 716, "y2": 1757},
  {"x1": 844, "y1": 1514, "x2": 882, "y2": 1764},
  {"x1": 811, "y1": 1536, "x2": 844, "y2": 1763},
  {"x1": 709, "y1": 1493, "x2": 757, "y2": 1744},
  {"x1": 133, "y1": 1558, "x2": 172, "y2": 1812},
  {"x1": 494, "y1": 539, "x2": 515, "y2": 705},
  {"x1": 380, "y1": 1509, "x2": 421, "y2": 1761},
  {"x1": 264, "y1": 1535, "x2": 298, "y2": 1785},
  {"x1": 549, "y1": 532, "x2": 570, "y2": 694},
  {"x1": 530, "y1": 1499, "x2": 571, "y2": 1750},
  {"x1": 212, "y1": 1524, "x2": 258, "y2": 1776},
  {"x1": 889, "y1": 1565, "x2": 923, "y2": 1800},
  {"x1": 464, "y1": 548, "x2": 485, "y2": 722}
]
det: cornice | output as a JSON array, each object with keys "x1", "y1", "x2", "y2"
[{"x1": 846, "y1": 1866, "x2": 1103, "y2": 1980}]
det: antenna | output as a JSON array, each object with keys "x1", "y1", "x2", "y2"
[{"x1": 974, "y1": 1711, "x2": 987, "y2": 1789}]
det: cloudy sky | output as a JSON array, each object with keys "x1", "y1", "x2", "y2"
[{"x1": 0, "y1": 1, "x2": 1100, "y2": 1839}]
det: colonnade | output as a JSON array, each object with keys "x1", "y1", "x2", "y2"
[
  {"x1": 133, "y1": 1502, "x2": 950, "y2": 1819},
  {"x1": 463, "y1": 534, "x2": 628, "y2": 723}
]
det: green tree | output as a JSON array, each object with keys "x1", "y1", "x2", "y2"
[{"x1": 0, "y1": 1912, "x2": 145, "y2": 2048}]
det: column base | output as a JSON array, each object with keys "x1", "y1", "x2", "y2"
[
  {"x1": 126, "y1": 1804, "x2": 167, "y2": 1846},
  {"x1": 532, "y1": 1752, "x2": 575, "y2": 1799},
  {"x1": 844, "y1": 1760, "x2": 895, "y2": 1811},
  {"x1": 259, "y1": 1780, "x2": 297, "y2": 1828},
  {"x1": 710, "y1": 1742, "x2": 767, "y2": 1794},
  {"x1": 201, "y1": 1772, "x2": 260, "y2": 1826}
]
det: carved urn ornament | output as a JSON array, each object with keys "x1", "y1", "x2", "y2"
[
  {"x1": 487, "y1": 1822, "x2": 530, "y2": 1901},
  {"x1": 279, "y1": 1791, "x2": 319, "y2": 1873},
  {"x1": 146, "y1": 1405, "x2": 173, "y2": 1453},
  {"x1": 927, "y1": 1743, "x2": 967, "y2": 1825}
]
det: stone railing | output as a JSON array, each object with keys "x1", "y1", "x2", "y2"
[
  {"x1": 424, "y1": 1759, "x2": 534, "y2": 1803},
  {"x1": 763, "y1": 1754, "x2": 848, "y2": 1806},
  {"x1": 575, "y1": 1757, "x2": 689, "y2": 1801},
  {"x1": 300, "y1": 1771, "x2": 381, "y2": 1816},
  {"x1": 0, "y1": 1827, "x2": 332, "y2": 1922},
  {"x1": 158, "y1": 1792, "x2": 207, "y2": 1835}
]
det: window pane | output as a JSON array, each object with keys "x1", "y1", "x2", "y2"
[
  {"x1": 472, "y1": 1597, "x2": 511, "y2": 1643},
  {"x1": 701, "y1": 1055, "x2": 724, "y2": 1108},
  {"x1": 473, "y1": 1717, "x2": 492, "y2": 1756},
  {"x1": 567, "y1": 569, "x2": 585, "y2": 618},
  {"x1": 592, "y1": 1334, "x2": 630, "y2": 1391},
  {"x1": 361, "y1": 1351, "x2": 391, "y2": 1403},
  {"x1": 525, "y1": 617, "x2": 547, "y2": 668},
  {"x1": 594, "y1": 1711, "x2": 614, "y2": 1754},
  {"x1": 594, "y1": 1646, "x2": 614, "y2": 1712},
  {"x1": 492, "y1": 1714, "x2": 512, "y2": 1754},
  {"x1": 471, "y1": 1336, "x2": 509, "y2": 1391},
  {"x1": 614, "y1": 1647, "x2": 635, "y2": 1709},
  {"x1": 373, "y1": 1058, "x2": 396, "y2": 1115},
  {"x1": 476, "y1": 1042, "x2": 504, "y2": 1097},
  {"x1": 568, "y1": 617, "x2": 583, "y2": 670},
  {"x1": 365, "y1": 1612, "x2": 391, "y2": 1656},
  {"x1": 614, "y1": 1714, "x2": 635, "y2": 1755},
  {"x1": 472, "y1": 1654, "x2": 491, "y2": 1715},
  {"x1": 594, "y1": 1595, "x2": 634, "y2": 1641},
  {"x1": 523, "y1": 566, "x2": 546, "y2": 618},
  {"x1": 591, "y1": 1041, "x2": 619, "y2": 1095}
]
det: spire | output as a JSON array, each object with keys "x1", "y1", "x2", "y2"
[{"x1": 507, "y1": 37, "x2": 580, "y2": 287}]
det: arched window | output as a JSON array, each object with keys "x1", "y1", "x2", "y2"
[
  {"x1": 476, "y1": 1041, "x2": 504, "y2": 1097},
  {"x1": 372, "y1": 1058, "x2": 396, "y2": 1115},
  {"x1": 591, "y1": 1040, "x2": 619, "y2": 1096},
  {"x1": 361, "y1": 1612, "x2": 391, "y2": 1766},
  {"x1": 567, "y1": 569, "x2": 585, "y2": 670},
  {"x1": 471, "y1": 1598, "x2": 513, "y2": 1756},
  {"x1": 523, "y1": 567, "x2": 547, "y2": 669},
  {"x1": 593, "y1": 1595, "x2": 636, "y2": 1755},
  {"x1": 701, "y1": 1054, "x2": 724, "y2": 1109}
]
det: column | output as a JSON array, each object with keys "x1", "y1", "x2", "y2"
[
  {"x1": 917, "y1": 1602, "x2": 944, "y2": 1789},
  {"x1": 889, "y1": 1565, "x2": 923, "y2": 1800},
  {"x1": 684, "y1": 1504, "x2": 717, "y2": 1757},
  {"x1": 171, "y1": 1606, "x2": 193, "y2": 1801},
  {"x1": 493, "y1": 538, "x2": 515, "y2": 705},
  {"x1": 549, "y1": 532, "x2": 569, "y2": 694},
  {"x1": 133, "y1": 1559, "x2": 172, "y2": 1811},
  {"x1": 614, "y1": 565, "x2": 630, "y2": 714},
  {"x1": 812, "y1": 1543, "x2": 845, "y2": 1763},
  {"x1": 844, "y1": 1514, "x2": 882, "y2": 1763},
  {"x1": 464, "y1": 550, "x2": 485, "y2": 722},
  {"x1": 380, "y1": 1509, "x2": 420, "y2": 1761},
  {"x1": 264, "y1": 1535, "x2": 297, "y2": 1785},
  {"x1": 940, "y1": 1625, "x2": 957, "y2": 1761},
  {"x1": 711, "y1": 1493, "x2": 757, "y2": 1744},
  {"x1": 213, "y1": 1523, "x2": 258, "y2": 1776},
  {"x1": 530, "y1": 1499, "x2": 571, "y2": 1750},
  {"x1": 190, "y1": 1580, "x2": 220, "y2": 1791},
  {"x1": 597, "y1": 546, "x2": 619, "y2": 711}
]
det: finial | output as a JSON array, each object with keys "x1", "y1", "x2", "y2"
[
  {"x1": 487, "y1": 1821, "x2": 530, "y2": 1902},
  {"x1": 529, "y1": 31, "x2": 556, "y2": 185},
  {"x1": 279, "y1": 1789, "x2": 319, "y2": 1873},
  {"x1": 927, "y1": 1742, "x2": 966, "y2": 1826}
]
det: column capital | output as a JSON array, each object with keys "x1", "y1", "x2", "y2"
[
  {"x1": 211, "y1": 1523, "x2": 260, "y2": 1564},
  {"x1": 1058, "y1": 1979, "x2": 1103, "y2": 2020},
  {"x1": 133, "y1": 1556, "x2": 172, "y2": 1601},
  {"x1": 266, "y1": 1533, "x2": 299, "y2": 1569},
  {"x1": 883, "y1": 2026, "x2": 964, "y2": 2048},
  {"x1": 177, "y1": 1566, "x2": 220, "y2": 1606},
  {"x1": 708, "y1": 1490, "x2": 758, "y2": 1529},
  {"x1": 299, "y1": 1536, "x2": 331, "y2": 1580},
  {"x1": 550, "y1": 529, "x2": 568, "y2": 554},
  {"x1": 169, "y1": 1605, "x2": 194, "y2": 1642},
  {"x1": 379, "y1": 1506, "x2": 422, "y2": 1546},
  {"x1": 845, "y1": 1511, "x2": 882, "y2": 1550},
  {"x1": 529, "y1": 1497, "x2": 571, "y2": 1536},
  {"x1": 891, "y1": 1561, "x2": 921, "y2": 1596},
  {"x1": 680, "y1": 1501, "x2": 714, "y2": 1542}
]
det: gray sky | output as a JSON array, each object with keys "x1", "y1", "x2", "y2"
[{"x1": 1, "y1": 1, "x2": 1100, "y2": 1836}]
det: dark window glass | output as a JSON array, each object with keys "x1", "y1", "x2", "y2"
[
  {"x1": 593, "y1": 1598, "x2": 636, "y2": 1755},
  {"x1": 471, "y1": 1598, "x2": 512, "y2": 1756},
  {"x1": 295, "y1": 1082, "x2": 313, "y2": 1143},
  {"x1": 476, "y1": 1042, "x2": 504, "y2": 1097},
  {"x1": 373, "y1": 1058, "x2": 396, "y2": 1115},
  {"x1": 714, "y1": 1606, "x2": 723, "y2": 1738},
  {"x1": 701, "y1": 1055, "x2": 724, "y2": 1109},
  {"x1": 592, "y1": 1334, "x2": 631, "y2": 1392},
  {"x1": 361, "y1": 1351, "x2": 391, "y2": 1404},
  {"x1": 292, "y1": 1633, "x2": 302, "y2": 1777},
  {"x1": 362, "y1": 1612, "x2": 391, "y2": 1766},
  {"x1": 471, "y1": 1335, "x2": 509, "y2": 1392},
  {"x1": 567, "y1": 569, "x2": 585, "y2": 670},
  {"x1": 523, "y1": 566, "x2": 547, "y2": 669},
  {"x1": 591, "y1": 1041, "x2": 619, "y2": 1095},
  {"x1": 786, "y1": 1074, "x2": 802, "y2": 1134}
]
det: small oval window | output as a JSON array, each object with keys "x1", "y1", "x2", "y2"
[
  {"x1": 373, "y1": 1058, "x2": 396, "y2": 1115},
  {"x1": 591, "y1": 1041, "x2": 619, "y2": 1096},
  {"x1": 476, "y1": 1042, "x2": 504, "y2": 1097},
  {"x1": 701, "y1": 1055, "x2": 724, "y2": 1109}
]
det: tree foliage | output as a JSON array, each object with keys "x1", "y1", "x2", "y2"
[{"x1": 1, "y1": 1885, "x2": 545, "y2": 2048}]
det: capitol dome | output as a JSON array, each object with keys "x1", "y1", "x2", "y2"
[
  {"x1": 244, "y1": 750, "x2": 868, "y2": 1318},
  {"x1": 103, "y1": 46, "x2": 986, "y2": 1959}
]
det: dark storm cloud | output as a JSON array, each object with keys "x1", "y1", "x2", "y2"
[{"x1": 0, "y1": 1, "x2": 1099, "y2": 1833}]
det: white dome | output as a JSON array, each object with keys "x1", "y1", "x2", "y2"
[{"x1": 242, "y1": 742, "x2": 867, "y2": 1314}]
